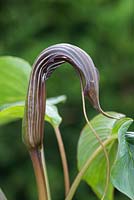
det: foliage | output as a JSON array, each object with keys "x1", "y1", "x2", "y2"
[
  {"x1": 0, "y1": 188, "x2": 7, "y2": 200},
  {"x1": 77, "y1": 112, "x2": 121, "y2": 200},
  {"x1": 0, "y1": 56, "x2": 66, "y2": 199},
  {"x1": 0, "y1": 55, "x2": 134, "y2": 200},
  {"x1": 0, "y1": 56, "x2": 65, "y2": 127},
  {"x1": 77, "y1": 113, "x2": 134, "y2": 200},
  {"x1": 111, "y1": 119, "x2": 134, "y2": 200},
  {"x1": 0, "y1": 56, "x2": 31, "y2": 106}
]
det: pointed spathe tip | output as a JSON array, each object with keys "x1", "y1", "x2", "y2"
[{"x1": 96, "y1": 106, "x2": 121, "y2": 120}]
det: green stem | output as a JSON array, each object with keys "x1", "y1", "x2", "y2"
[
  {"x1": 54, "y1": 126, "x2": 70, "y2": 196},
  {"x1": 65, "y1": 136, "x2": 117, "y2": 200},
  {"x1": 41, "y1": 148, "x2": 51, "y2": 200},
  {"x1": 29, "y1": 146, "x2": 51, "y2": 200}
]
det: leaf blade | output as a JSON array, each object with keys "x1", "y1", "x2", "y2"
[
  {"x1": 111, "y1": 118, "x2": 134, "y2": 200},
  {"x1": 46, "y1": 95, "x2": 66, "y2": 105},
  {"x1": 0, "y1": 188, "x2": 7, "y2": 200},
  {"x1": 77, "y1": 112, "x2": 124, "y2": 200},
  {"x1": 0, "y1": 56, "x2": 31, "y2": 106},
  {"x1": 0, "y1": 98, "x2": 63, "y2": 127}
]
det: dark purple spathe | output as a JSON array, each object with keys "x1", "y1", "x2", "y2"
[{"x1": 22, "y1": 43, "x2": 109, "y2": 149}]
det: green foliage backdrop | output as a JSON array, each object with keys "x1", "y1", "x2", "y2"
[{"x1": 0, "y1": 0, "x2": 133, "y2": 199}]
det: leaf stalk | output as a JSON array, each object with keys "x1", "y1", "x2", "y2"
[
  {"x1": 29, "y1": 147, "x2": 51, "y2": 200},
  {"x1": 54, "y1": 126, "x2": 70, "y2": 196},
  {"x1": 65, "y1": 136, "x2": 117, "y2": 200}
]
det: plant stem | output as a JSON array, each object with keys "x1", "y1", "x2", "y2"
[
  {"x1": 41, "y1": 148, "x2": 51, "y2": 200},
  {"x1": 30, "y1": 147, "x2": 51, "y2": 200},
  {"x1": 80, "y1": 80, "x2": 110, "y2": 200},
  {"x1": 65, "y1": 136, "x2": 117, "y2": 200},
  {"x1": 54, "y1": 126, "x2": 70, "y2": 196}
]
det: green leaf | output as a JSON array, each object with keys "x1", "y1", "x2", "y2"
[
  {"x1": 46, "y1": 95, "x2": 66, "y2": 105},
  {"x1": 0, "y1": 96, "x2": 64, "y2": 127},
  {"x1": 0, "y1": 102, "x2": 24, "y2": 125},
  {"x1": 45, "y1": 102, "x2": 62, "y2": 127},
  {"x1": 77, "y1": 112, "x2": 124, "y2": 200},
  {"x1": 0, "y1": 188, "x2": 7, "y2": 200},
  {"x1": 0, "y1": 56, "x2": 65, "y2": 127},
  {"x1": 0, "y1": 56, "x2": 31, "y2": 106},
  {"x1": 111, "y1": 118, "x2": 134, "y2": 200},
  {"x1": 46, "y1": 95, "x2": 66, "y2": 126}
]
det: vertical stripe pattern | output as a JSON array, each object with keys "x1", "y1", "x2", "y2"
[{"x1": 22, "y1": 43, "x2": 101, "y2": 149}]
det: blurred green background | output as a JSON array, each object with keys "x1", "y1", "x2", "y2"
[{"x1": 0, "y1": 0, "x2": 133, "y2": 199}]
